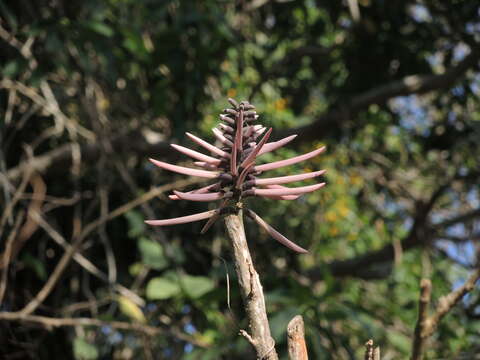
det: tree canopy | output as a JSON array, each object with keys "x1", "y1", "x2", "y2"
[{"x1": 1, "y1": 0, "x2": 479, "y2": 359}]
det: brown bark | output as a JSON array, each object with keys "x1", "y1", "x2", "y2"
[
  {"x1": 411, "y1": 279, "x2": 432, "y2": 360},
  {"x1": 287, "y1": 315, "x2": 308, "y2": 360},
  {"x1": 224, "y1": 212, "x2": 278, "y2": 360}
]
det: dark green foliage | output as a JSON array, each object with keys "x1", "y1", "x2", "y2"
[{"x1": 1, "y1": 0, "x2": 479, "y2": 359}]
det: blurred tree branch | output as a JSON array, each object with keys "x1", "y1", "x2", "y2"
[
  {"x1": 276, "y1": 47, "x2": 480, "y2": 142},
  {"x1": 0, "y1": 312, "x2": 209, "y2": 347},
  {"x1": 310, "y1": 203, "x2": 480, "y2": 279},
  {"x1": 5, "y1": 48, "x2": 478, "y2": 183},
  {"x1": 5, "y1": 130, "x2": 171, "y2": 181},
  {"x1": 410, "y1": 268, "x2": 480, "y2": 360}
]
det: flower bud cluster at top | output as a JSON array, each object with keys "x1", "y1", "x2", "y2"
[{"x1": 146, "y1": 98, "x2": 326, "y2": 253}]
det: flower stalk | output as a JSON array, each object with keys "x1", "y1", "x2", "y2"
[
  {"x1": 224, "y1": 211, "x2": 279, "y2": 359},
  {"x1": 145, "y1": 98, "x2": 326, "y2": 356}
]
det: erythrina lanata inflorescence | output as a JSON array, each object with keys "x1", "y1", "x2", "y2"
[{"x1": 145, "y1": 98, "x2": 326, "y2": 253}]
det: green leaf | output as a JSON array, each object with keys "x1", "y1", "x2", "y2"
[
  {"x1": 125, "y1": 210, "x2": 145, "y2": 238},
  {"x1": 117, "y1": 295, "x2": 146, "y2": 323},
  {"x1": 22, "y1": 253, "x2": 47, "y2": 281},
  {"x1": 122, "y1": 31, "x2": 148, "y2": 58},
  {"x1": 169, "y1": 242, "x2": 186, "y2": 264},
  {"x1": 138, "y1": 237, "x2": 167, "y2": 269},
  {"x1": 387, "y1": 331, "x2": 411, "y2": 353},
  {"x1": 269, "y1": 307, "x2": 300, "y2": 342},
  {"x1": 129, "y1": 262, "x2": 144, "y2": 276},
  {"x1": 146, "y1": 276, "x2": 181, "y2": 300},
  {"x1": 2, "y1": 61, "x2": 19, "y2": 77},
  {"x1": 180, "y1": 274, "x2": 215, "y2": 299},
  {"x1": 85, "y1": 21, "x2": 114, "y2": 37},
  {"x1": 73, "y1": 338, "x2": 98, "y2": 360}
]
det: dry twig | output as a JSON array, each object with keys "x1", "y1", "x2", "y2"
[
  {"x1": 0, "y1": 312, "x2": 208, "y2": 347},
  {"x1": 411, "y1": 279, "x2": 432, "y2": 360},
  {"x1": 224, "y1": 212, "x2": 278, "y2": 360},
  {"x1": 0, "y1": 211, "x2": 25, "y2": 304},
  {"x1": 410, "y1": 268, "x2": 480, "y2": 360}
]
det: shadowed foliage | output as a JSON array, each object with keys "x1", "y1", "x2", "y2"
[{"x1": 1, "y1": 0, "x2": 479, "y2": 359}]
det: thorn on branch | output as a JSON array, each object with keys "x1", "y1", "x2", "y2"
[{"x1": 239, "y1": 329, "x2": 256, "y2": 346}]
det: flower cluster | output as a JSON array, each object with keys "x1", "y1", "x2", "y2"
[{"x1": 146, "y1": 98, "x2": 326, "y2": 253}]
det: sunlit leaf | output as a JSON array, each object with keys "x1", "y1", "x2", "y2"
[
  {"x1": 73, "y1": 338, "x2": 98, "y2": 360},
  {"x1": 125, "y1": 210, "x2": 146, "y2": 238},
  {"x1": 138, "y1": 237, "x2": 168, "y2": 269},
  {"x1": 117, "y1": 295, "x2": 146, "y2": 323},
  {"x1": 146, "y1": 277, "x2": 181, "y2": 300},
  {"x1": 180, "y1": 274, "x2": 215, "y2": 299}
]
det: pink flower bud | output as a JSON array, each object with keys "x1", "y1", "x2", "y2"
[{"x1": 146, "y1": 98, "x2": 327, "y2": 252}]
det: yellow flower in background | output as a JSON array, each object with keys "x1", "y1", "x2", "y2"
[
  {"x1": 338, "y1": 204, "x2": 349, "y2": 218},
  {"x1": 325, "y1": 199, "x2": 348, "y2": 223},
  {"x1": 329, "y1": 227, "x2": 339, "y2": 236},
  {"x1": 325, "y1": 211, "x2": 337, "y2": 222},
  {"x1": 227, "y1": 88, "x2": 237, "y2": 98},
  {"x1": 347, "y1": 233, "x2": 357, "y2": 241},
  {"x1": 274, "y1": 98, "x2": 287, "y2": 111},
  {"x1": 350, "y1": 173, "x2": 363, "y2": 187},
  {"x1": 335, "y1": 199, "x2": 349, "y2": 218}
]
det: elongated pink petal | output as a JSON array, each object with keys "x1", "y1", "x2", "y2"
[
  {"x1": 228, "y1": 98, "x2": 238, "y2": 107},
  {"x1": 218, "y1": 123, "x2": 233, "y2": 133},
  {"x1": 245, "y1": 209, "x2": 308, "y2": 253},
  {"x1": 245, "y1": 183, "x2": 325, "y2": 197},
  {"x1": 236, "y1": 108, "x2": 244, "y2": 152},
  {"x1": 196, "y1": 182, "x2": 221, "y2": 192},
  {"x1": 171, "y1": 144, "x2": 221, "y2": 164},
  {"x1": 220, "y1": 114, "x2": 235, "y2": 125},
  {"x1": 240, "y1": 128, "x2": 272, "y2": 168},
  {"x1": 254, "y1": 146, "x2": 326, "y2": 172},
  {"x1": 224, "y1": 108, "x2": 238, "y2": 116},
  {"x1": 247, "y1": 184, "x2": 301, "y2": 200},
  {"x1": 251, "y1": 170, "x2": 326, "y2": 186},
  {"x1": 200, "y1": 212, "x2": 220, "y2": 234},
  {"x1": 145, "y1": 210, "x2": 217, "y2": 226},
  {"x1": 264, "y1": 185, "x2": 301, "y2": 200},
  {"x1": 149, "y1": 158, "x2": 218, "y2": 178},
  {"x1": 169, "y1": 183, "x2": 220, "y2": 200},
  {"x1": 259, "y1": 194, "x2": 300, "y2": 200},
  {"x1": 193, "y1": 161, "x2": 219, "y2": 170},
  {"x1": 212, "y1": 128, "x2": 233, "y2": 146},
  {"x1": 236, "y1": 162, "x2": 255, "y2": 188},
  {"x1": 258, "y1": 135, "x2": 298, "y2": 155},
  {"x1": 230, "y1": 110, "x2": 241, "y2": 176},
  {"x1": 173, "y1": 190, "x2": 228, "y2": 202},
  {"x1": 254, "y1": 127, "x2": 266, "y2": 137},
  {"x1": 186, "y1": 132, "x2": 229, "y2": 158},
  {"x1": 243, "y1": 126, "x2": 255, "y2": 142},
  {"x1": 263, "y1": 185, "x2": 301, "y2": 200}
]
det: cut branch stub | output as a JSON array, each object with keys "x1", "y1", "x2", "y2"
[{"x1": 287, "y1": 315, "x2": 308, "y2": 360}]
